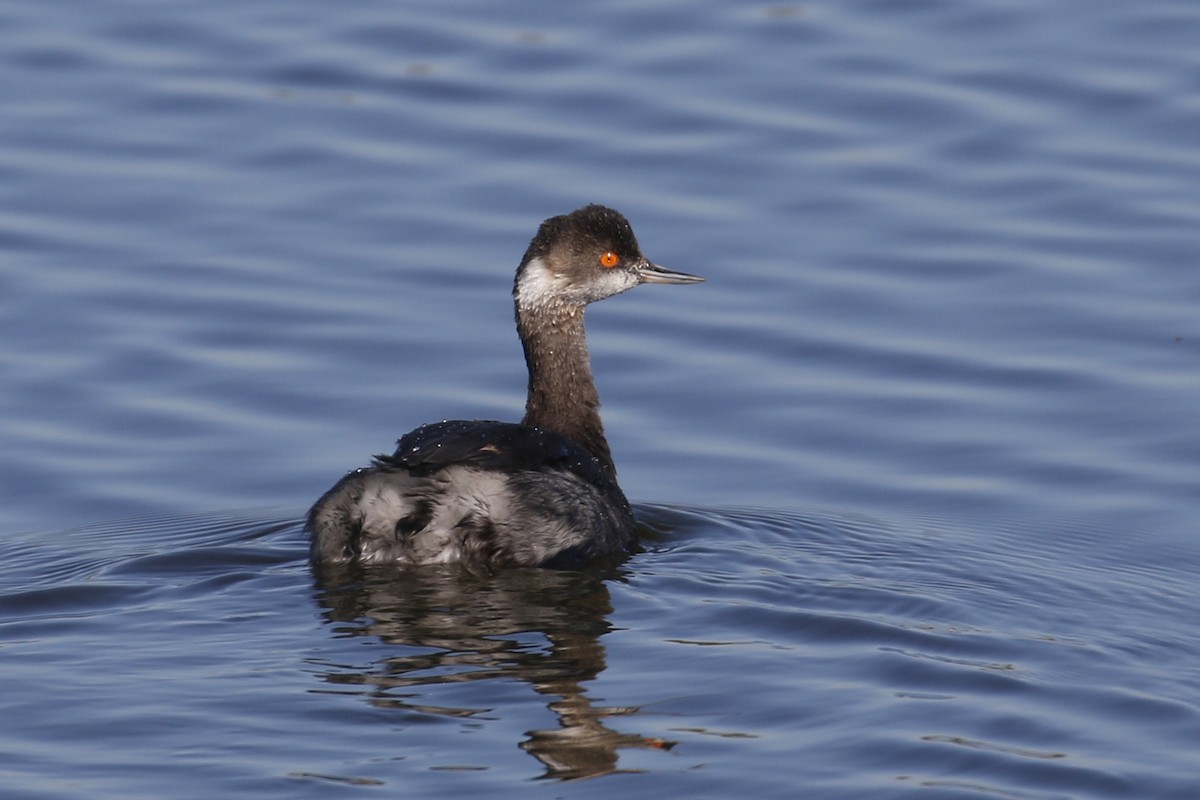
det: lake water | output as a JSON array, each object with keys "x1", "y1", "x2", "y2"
[{"x1": 2, "y1": 0, "x2": 1198, "y2": 797}]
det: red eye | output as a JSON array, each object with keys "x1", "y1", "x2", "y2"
[{"x1": 599, "y1": 251, "x2": 620, "y2": 268}]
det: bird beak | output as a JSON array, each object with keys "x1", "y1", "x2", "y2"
[{"x1": 637, "y1": 260, "x2": 705, "y2": 285}]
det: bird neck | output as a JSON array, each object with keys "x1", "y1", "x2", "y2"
[{"x1": 516, "y1": 300, "x2": 615, "y2": 475}]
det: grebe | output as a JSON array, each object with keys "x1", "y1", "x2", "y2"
[{"x1": 307, "y1": 204, "x2": 702, "y2": 569}]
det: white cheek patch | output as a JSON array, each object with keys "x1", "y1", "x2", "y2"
[
  {"x1": 515, "y1": 255, "x2": 563, "y2": 309},
  {"x1": 593, "y1": 268, "x2": 639, "y2": 301},
  {"x1": 516, "y1": 253, "x2": 640, "y2": 307}
]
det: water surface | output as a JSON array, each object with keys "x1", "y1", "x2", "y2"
[{"x1": 2, "y1": 0, "x2": 1198, "y2": 797}]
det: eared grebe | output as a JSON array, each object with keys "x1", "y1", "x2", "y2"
[{"x1": 307, "y1": 204, "x2": 702, "y2": 569}]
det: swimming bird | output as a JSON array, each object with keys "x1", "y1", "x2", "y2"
[{"x1": 307, "y1": 204, "x2": 702, "y2": 569}]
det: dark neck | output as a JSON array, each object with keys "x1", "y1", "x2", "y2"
[{"x1": 516, "y1": 301, "x2": 615, "y2": 475}]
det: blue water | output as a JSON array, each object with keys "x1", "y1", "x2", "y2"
[{"x1": 2, "y1": 0, "x2": 1198, "y2": 797}]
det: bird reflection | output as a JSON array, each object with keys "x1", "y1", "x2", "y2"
[{"x1": 310, "y1": 563, "x2": 674, "y2": 780}]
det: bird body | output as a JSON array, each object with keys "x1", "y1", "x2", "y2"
[{"x1": 307, "y1": 205, "x2": 701, "y2": 570}]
